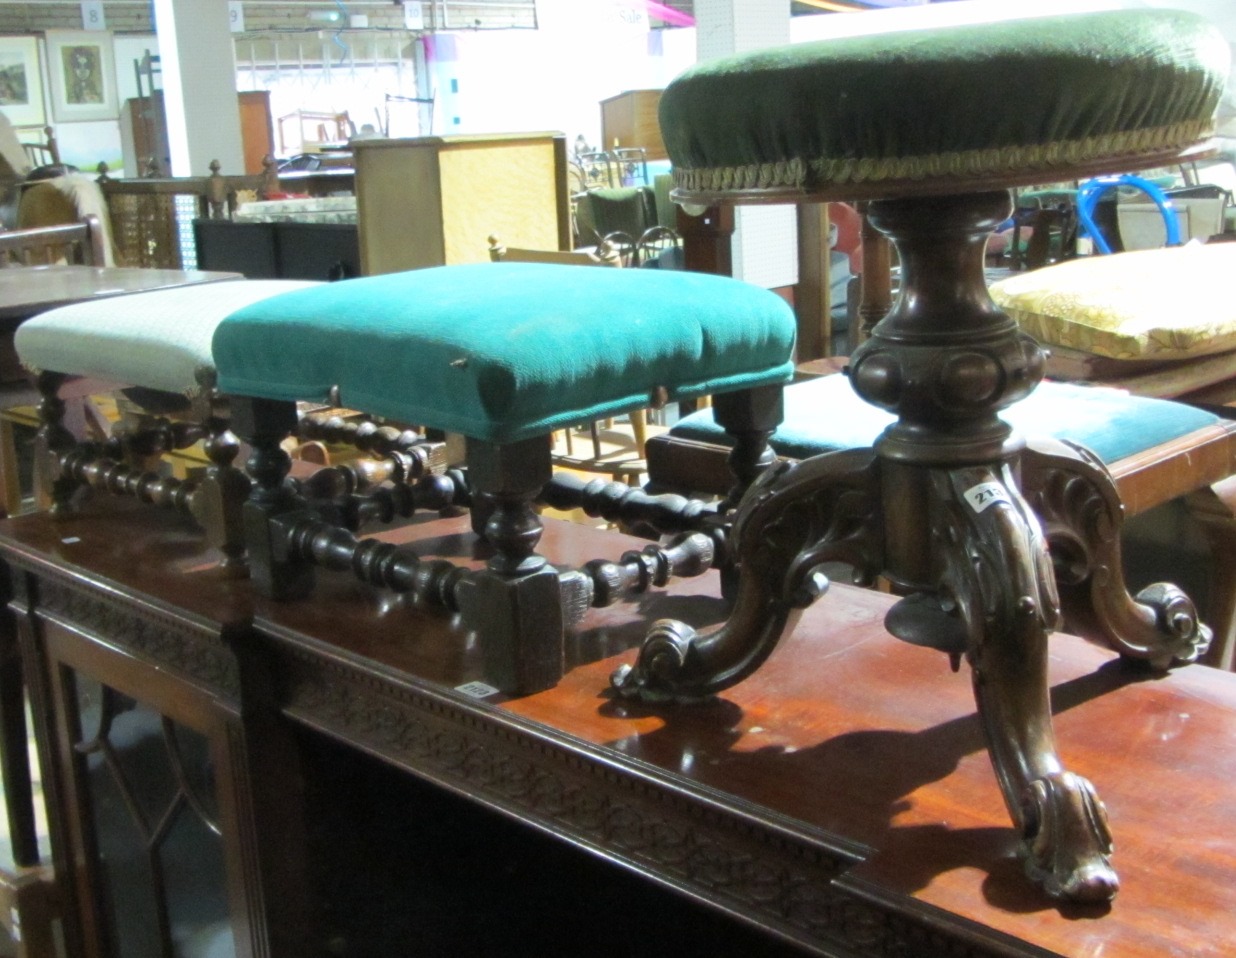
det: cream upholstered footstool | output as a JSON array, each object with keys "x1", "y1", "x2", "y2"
[
  {"x1": 606, "y1": 7, "x2": 1229, "y2": 903},
  {"x1": 210, "y1": 261, "x2": 796, "y2": 694},
  {"x1": 14, "y1": 280, "x2": 318, "y2": 574}
]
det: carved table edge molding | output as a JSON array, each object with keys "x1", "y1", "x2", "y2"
[
  {"x1": 265, "y1": 628, "x2": 1038, "y2": 958},
  {"x1": 3, "y1": 554, "x2": 243, "y2": 703}
]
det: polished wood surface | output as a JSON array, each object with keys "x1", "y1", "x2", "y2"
[
  {"x1": 0, "y1": 264, "x2": 242, "y2": 322},
  {"x1": 2, "y1": 503, "x2": 1235, "y2": 955}
]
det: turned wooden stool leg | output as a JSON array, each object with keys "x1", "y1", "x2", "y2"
[
  {"x1": 710, "y1": 384, "x2": 784, "y2": 511},
  {"x1": 230, "y1": 397, "x2": 313, "y2": 600},
  {"x1": 459, "y1": 437, "x2": 565, "y2": 693},
  {"x1": 32, "y1": 371, "x2": 74, "y2": 516},
  {"x1": 193, "y1": 410, "x2": 251, "y2": 579}
]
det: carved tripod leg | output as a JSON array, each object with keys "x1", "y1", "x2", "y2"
[
  {"x1": 1021, "y1": 436, "x2": 1210, "y2": 668},
  {"x1": 928, "y1": 462, "x2": 1117, "y2": 902},
  {"x1": 612, "y1": 448, "x2": 883, "y2": 701}
]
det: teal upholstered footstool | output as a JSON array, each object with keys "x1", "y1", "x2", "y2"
[
  {"x1": 14, "y1": 279, "x2": 318, "y2": 573},
  {"x1": 653, "y1": 375, "x2": 1224, "y2": 491},
  {"x1": 609, "y1": 6, "x2": 1230, "y2": 904},
  {"x1": 211, "y1": 261, "x2": 796, "y2": 692}
]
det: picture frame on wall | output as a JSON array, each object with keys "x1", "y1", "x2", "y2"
[
  {"x1": 0, "y1": 35, "x2": 47, "y2": 127},
  {"x1": 46, "y1": 29, "x2": 117, "y2": 122}
]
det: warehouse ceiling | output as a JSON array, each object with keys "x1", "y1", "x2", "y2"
[{"x1": 0, "y1": 0, "x2": 877, "y2": 33}]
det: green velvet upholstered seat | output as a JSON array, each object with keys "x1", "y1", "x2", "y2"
[
  {"x1": 660, "y1": 9, "x2": 1229, "y2": 200},
  {"x1": 212, "y1": 263, "x2": 796, "y2": 443},
  {"x1": 668, "y1": 374, "x2": 1219, "y2": 466}
]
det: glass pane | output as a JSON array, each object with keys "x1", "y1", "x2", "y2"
[
  {"x1": 75, "y1": 675, "x2": 163, "y2": 958},
  {"x1": 71, "y1": 672, "x2": 235, "y2": 957}
]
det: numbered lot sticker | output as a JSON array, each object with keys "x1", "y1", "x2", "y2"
[
  {"x1": 963, "y1": 482, "x2": 1010, "y2": 513},
  {"x1": 455, "y1": 681, "x2": 499, "y2": 699}
]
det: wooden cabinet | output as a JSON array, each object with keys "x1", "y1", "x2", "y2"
[
  {"x1": 352, "y1": 132, "x2": 570, "y2": 276},
  {"x1": 2, "y1": 509, "x2": 312, "y2": 957},
  {"x1": 600, "y1": 89, "x2": 666, "y2": 160},
  {"x1": 120, "y1": 90, "x2": 273, "y2": 177},
  {"x1": 237, "y1": 91, "x2": 275, "y2": 174},
  {"x1": 6, "y1": 503, "x2": 1236, "y2": 955}
]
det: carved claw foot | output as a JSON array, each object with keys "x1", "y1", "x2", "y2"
[
  {"x1": 1022, "y1": 437, "x2": 1212, "y2": 667},
  {"x1": 1131, "y1": 582, "x2": 1211, "y2": 669},
  {"x1": 610, "y1": 620, "x2": 711, "y2": 704},
  {"x1": 1021, "y1": 771, "x2": 1118, "y2": 903},
  {"x1": 611, "y1": 449, "x2": 881, "y2": 703}
]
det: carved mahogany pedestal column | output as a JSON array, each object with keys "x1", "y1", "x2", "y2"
[{"x1": 614, "y1": 189, "x2": 1210, "y2": 902}]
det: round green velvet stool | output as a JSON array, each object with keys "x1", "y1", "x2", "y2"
[{"x1": 610, "y1": 8, "x2": 1231, "y2": 903}]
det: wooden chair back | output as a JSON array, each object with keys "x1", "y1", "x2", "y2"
[
  {"x1": 14, "y1": 125, "x2": 59, "y2": 169},
  {"x1": 96, "y1": 158, "x2": 275, "y2": 269},
  {"x1": 487, "y1": 233, "x2": 620, "y2": 267},
  {"x1": 0, "y1": 215, "x2": 106, "y2": 268}
]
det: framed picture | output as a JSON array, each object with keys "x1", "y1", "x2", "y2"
[
  {"x1": 46, "y1": 29, "x2": 117, "y2": 122},
  {"x1": 0, "y1": 35, "x2": 46, "y2": 127}
]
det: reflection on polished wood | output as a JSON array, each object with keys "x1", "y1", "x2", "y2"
[
  {"x1": 0, "y1": 264, "x2": 242, "y2": 322},
  {"x1": 2, "y1": 503, "x2": 1235, "y2": 956}
]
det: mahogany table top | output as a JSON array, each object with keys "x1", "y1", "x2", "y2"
[
  {"x1": 2, "y1": 502, "x2": 1233, "y2": 957},
  {"x1": 0, "y1": 264, "x2": 242, "y2": 322}
]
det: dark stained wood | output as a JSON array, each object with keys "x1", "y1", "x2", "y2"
[
  {"x1": 3, "y1": 505, "x2": 1236, "y2": 955},
  {"x1": 675, "y1": 203, "x2": 734, "y2": 277},
  {"x1": 0, "y1": 504, "x2": 310, "y2": 957}
]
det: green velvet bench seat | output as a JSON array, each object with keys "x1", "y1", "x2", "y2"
[
  {"x1": 210, "y1": 261, "x2": 797, "y2": 693},
  {"x1": 213, "y1": 263, "x2": 794, "y2": 442}
]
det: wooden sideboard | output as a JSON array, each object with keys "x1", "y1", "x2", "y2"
[{"x1": 3, "y1": 502, "x2": 1236, "y2": 956}]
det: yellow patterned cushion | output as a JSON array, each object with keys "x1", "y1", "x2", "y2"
[{"x1": 989, "y1": 243, "x2": 1236, "y2": 360}]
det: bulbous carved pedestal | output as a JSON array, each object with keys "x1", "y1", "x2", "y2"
[{"x1": 613, "y1": 190, "x2": 1211, "y2": 903}]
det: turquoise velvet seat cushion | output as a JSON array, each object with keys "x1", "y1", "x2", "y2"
[
  {"x1": 671, "y1": 374, "x2": 1219, "y2": 466},
  {"x1": 213, "y1": 262, "x2": 796, "y2": 443},
  {"x1": 660, "y1": 9, "x2": 1229, "y2": 195}
]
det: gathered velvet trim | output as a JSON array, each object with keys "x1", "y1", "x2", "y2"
[{"x1": 673, "y1": 119, "x2": 1215, "y2": 193}]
